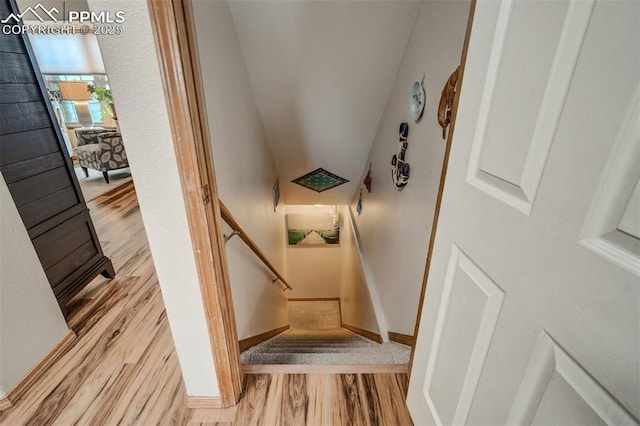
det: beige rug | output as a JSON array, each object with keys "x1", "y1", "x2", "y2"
[{"x1": 75, "y1": 167, "x2": 132, "y2": 202}]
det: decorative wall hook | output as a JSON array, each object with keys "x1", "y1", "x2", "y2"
[
  {"x1": 391, "y1": 122, "x2": 410, "y2": 190},
  {"x1": 364, "y1": 163, "x2": 372, "y2": 193},
  {"x1": 438, "y1": 65, "x2": 460, "y2": 139}
]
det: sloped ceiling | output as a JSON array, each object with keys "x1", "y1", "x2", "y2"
[{"x1": 229, "y1": 0, "x2": 421, "y2": 205}]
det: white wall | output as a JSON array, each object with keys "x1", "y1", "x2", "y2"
[
  {"x1": 285, "y1": 205, "x2": 343, "y2": 298},
  {"x1": 88, "y1": 0, "x2": 219, "y2": 397},
  {"x1": 191, "y1": 0, "x2": 288, "y2": 340},
  {"x1": 340, "y1": 207, "x2": 381, "y2": 335},
  {"x1": 286, "y1": 247, "x2": 343, "y2": 298},
  {"x1": 0, "y1": 176, "x2": 69, "y2": 397},
  {"x1": 352, "y1": 0, "x2": 471, "y2": 335}
]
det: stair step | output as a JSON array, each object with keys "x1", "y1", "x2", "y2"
[
  {"x1": 254, "y1": 347, "x2": 378, "y2": 354},
  {"x1": 245, "y1": 352, "x2": 398, "y2": 365},
  {"x1": 258, "y1": 341, "x2": 371, "y2": 348},
  {"x1": 241, "y1": 325, "x2": 412, "y2": 366}
]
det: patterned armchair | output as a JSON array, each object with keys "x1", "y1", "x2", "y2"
[{"x1": 75, "y1": 129, "x2": 129, "y2": 183}]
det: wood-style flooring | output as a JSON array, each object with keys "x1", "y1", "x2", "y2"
[
  {"x1": 0, "y1": 182, "x2": 414, "y2": 425},
  {"x1": 212, "y1": 373, "x2": 413, "y2": 426}
]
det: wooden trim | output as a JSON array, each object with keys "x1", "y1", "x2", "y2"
[
  {"x1": 1, "y1": 330, "x2": 76, "y2": 410},
  {"x1": 288, "y1": 297, "x2": 340, "y2": 302},
  {"x1": 219, "y1": 202, "x2": 292, "y2": 291},
  {"x1": 238, "y1": 325, "x2": 290, "y2": 352},
  {"x1": 184, "y1": 396, "x2": 223, "y2": 409},
  {"x1": 146, "y1": 0, "x2": 242, "y2": 407},
  {"x1": 243, "y1": 364, "x2": 408, "y2": 375},
  {"x1": 342, "y1": 323, "x2": 383, "y2": 344},
  {"x1": 0, "y1": 396, "x2": 12, "y2": 411},
  {"x1": 408, "y1": 0, "x2": 477, "y2": 378},
  {"x1": 388, "y1": 331, "x2": 415, "y2": 347}
]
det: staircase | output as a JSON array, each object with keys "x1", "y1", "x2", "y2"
[{"x1": 240, "y1": 300, "x2": 410, "y2": 365}]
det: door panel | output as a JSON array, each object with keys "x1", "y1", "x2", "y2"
[
  {"x1": 0, "y1": 51, "x2": 37, "y2": 83},
  {"x1": 408, "y1": 0, "x2": 639, "y2": 424},
  {"x1": 507, "y1": 333, "x2": 636, "y2": 425},
  {"x1": 423, "y1": 245, "x2": 505, "y2": 425},
  {"x1": 477, "y1": 0, "x2": 568, "y2": 187},
  {"x1": 0, "y1": 0, "x2": 114, "y2": 317},
  {"x1": 467, "y1": 0, "x2": 595, "y2": 215},
  {"x1": 1, "y1": 152, "x2": 67, "y2": 183},
  {"x1": 32, "y1": 211, "x2": 95, "y2": 269},
  {"x1": 579, "y1": 94, "x2": 640, "y2": 274},
  {"x1": 0, "y1": 128, "x2": 61, "y2": 163},
  {"x1": 0, "y1": 102, "x2": 51, "y2": 134},
  {"x1": 0, "y1": 82, "x2": 41, "y2": 103},
  {"x1": 19, "y1": 187, "x2": 80, "y2": 229},
  {"x1": 8, "y1": 167, "x2": 72, "y2": 207}
]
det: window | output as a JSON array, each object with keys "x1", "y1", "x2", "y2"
[
  {"x1": 87, "y1": 101, "x2": 104, "y2": 123},
  {"x1": 44, "y1": 74, "x2": 110, "y2": 124},
  {"x1": 59, "y1": 100, "x2": 78, "y2": 123},
  {"x1": 58, "y1": 99, "x2": 103, "y2": 123}
]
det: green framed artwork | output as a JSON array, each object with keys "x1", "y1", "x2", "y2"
[
  {"x1": 288, "y1": 228, "x2": 340, "y2": 246},
  {"x1": 286, "y1": 211, "x2": 341, "y2": 246}
]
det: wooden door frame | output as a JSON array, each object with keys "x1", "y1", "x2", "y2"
[
  {"x1": 146, "y1": 0, "x2": 243, "y2": 407},
  {"x1": 408, "y1": 0, "x2": 477, "y2": 377}
]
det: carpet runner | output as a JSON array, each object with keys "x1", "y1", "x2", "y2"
[{"x1": 241, "y1": 328, "x2": 410, "y2": 365}]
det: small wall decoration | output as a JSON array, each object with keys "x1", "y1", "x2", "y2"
[
  {"x1": 410, "y1": 75, "x2": 426, "y2": 122},
  {"x1": 291, "y1": 167, "x2": 349, "y2": 192},
  {"x1": 287, "y1": 211, "x2": 340, "y2": 246},
  {"x1": 356, "y1": 189, "x2": 363, "y2": 216},
  {"x1": 272, "y1": 177, "x2": 280, "y2": 212},
  {"x1": 391, "y1": 122, "x2": 410, "y2": 190},
  {"x1": 438, "y1": 66, "x2": 460, "y2": 139},
  {"x1": 364, "y1": 163, "x2": 372, "y2": 193}
]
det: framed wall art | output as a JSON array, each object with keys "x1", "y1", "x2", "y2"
[{"x1": 286, "y1": 210, "x2": 341, "y2": 246}]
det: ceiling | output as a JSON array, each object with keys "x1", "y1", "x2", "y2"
[{"x1": 229, "y1": 0, "x2": 421, "y2": 205}]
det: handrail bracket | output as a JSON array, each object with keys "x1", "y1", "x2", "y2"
[{"x1": 224, "y1": 231, "x2": 240, "y2": 243}]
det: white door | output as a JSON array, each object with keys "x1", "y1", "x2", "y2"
[{"x1": 407, "y1": 0, "x2": 639, "y2": 424}]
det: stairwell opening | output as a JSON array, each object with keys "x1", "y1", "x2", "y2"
[
  {"x1": 233, "y1": 204, "x2": 411, "y2": 374},
  {"x1": 185, "y1": 0, "x2": 471, "y2": 380}
]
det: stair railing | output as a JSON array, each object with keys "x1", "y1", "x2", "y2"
[{"x1": 219, "y1": 201, "x2": 292, "y2": 291}]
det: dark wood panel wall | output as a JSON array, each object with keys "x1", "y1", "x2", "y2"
[{"x1": 0, "y1": 0, "x2": 114, "y2": 317}]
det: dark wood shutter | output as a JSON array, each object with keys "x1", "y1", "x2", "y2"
[{"x1": 0, "y1": 0, "x2": 114, "y2": 318}]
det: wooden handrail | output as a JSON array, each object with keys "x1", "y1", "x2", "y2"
[{"x1": 219, "y1": 201, "x2": 292, "y2": 291}]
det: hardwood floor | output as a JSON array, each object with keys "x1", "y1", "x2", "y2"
[
  {"x1": 187, "y1": 373, "x2": 412, "y2": 426},
  {"x1": 0, "y1": 182, "x2": 187, "y2": 425},
  {"x1": 0, "y1": 182, "x2": 414, "y2": 425},
  {"x1": 231, "y1": 373, "x2": 412, "y2": 426}
]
